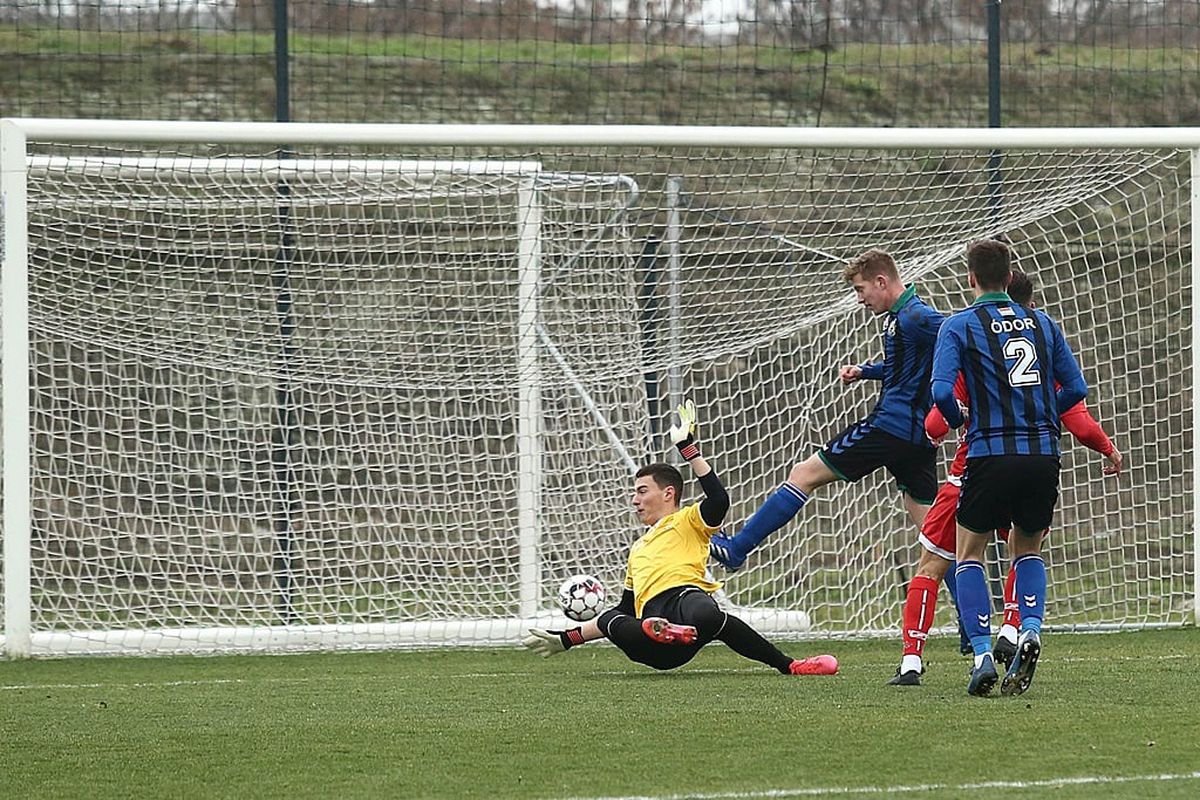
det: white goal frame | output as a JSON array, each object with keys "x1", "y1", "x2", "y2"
[{"x1": 1, "y1": 119, "x2": 1198, "y2": 657}]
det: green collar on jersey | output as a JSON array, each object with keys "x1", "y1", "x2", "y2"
[
  {"x1": 889, "y1": 284, "x2": 916, "y2": 313},
  {"x1": 972, "y1": 291, "x2": 1012, "y2": 305}
]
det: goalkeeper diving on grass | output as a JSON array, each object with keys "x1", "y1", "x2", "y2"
[{"x1": 522, "y1": 401, "x2": 838, "y2": 676}]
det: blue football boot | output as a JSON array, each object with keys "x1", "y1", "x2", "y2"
[
  {"x1": 966, "y1": 652, "x2": 999, "y2": 697},
  {"x1": 708, "y1": 532, "x2": 748, "y2": 572}
]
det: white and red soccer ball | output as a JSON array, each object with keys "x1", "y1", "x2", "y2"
[{"x1": 557, "y1": 574, "x2": 606, "y2": 621}]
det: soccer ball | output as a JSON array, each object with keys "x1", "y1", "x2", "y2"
[{"x1": 557, "y1": 574, "x2": 606, "y2": 622}]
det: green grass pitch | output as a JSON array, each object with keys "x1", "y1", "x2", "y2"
[{"x1": 1, "y1": 629, "x2": 1197, "y2": 799}]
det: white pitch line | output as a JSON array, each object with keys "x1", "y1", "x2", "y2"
[
  {"x1": 0, "y1": 652, "x2": 1189, "y2": 691},
  {"x1": 0, "y1": 677, "x2": 307, "y2": 691},
  {"x1": 812, "y1": 653, "x2": 1191, "y2": 668},
  {"x1": 559, "y1": 771, "x2": 1200, "y2": 800},
  {"x1": 0, "y1": 668, "x2": 762, "y2": 690}
]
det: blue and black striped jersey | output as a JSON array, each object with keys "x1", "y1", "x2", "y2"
[
  {"x1": 931, "y1": 292, "x2": 1087, "y2": 458},
  {"x1": 859, "y1": 285, "x2": 945, "y2": 446}
]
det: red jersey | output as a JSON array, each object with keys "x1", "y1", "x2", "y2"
[{"x1": 925, "y1": 374, "x2": 1114, "y2": 485}]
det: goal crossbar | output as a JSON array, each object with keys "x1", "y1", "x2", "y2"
[{"x1": 8, "y1": 118, "x2": 1200, "y2": 148}]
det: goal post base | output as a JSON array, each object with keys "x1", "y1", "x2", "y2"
[{"x1": 2, "y1": 607, "x2": 812, "y2": 657}]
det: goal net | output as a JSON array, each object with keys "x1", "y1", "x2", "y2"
[{"x1": 1, "y1": 122, "x2": 1194, "y2": 656}]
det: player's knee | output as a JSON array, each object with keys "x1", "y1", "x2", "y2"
[
  {"x1": 786, "y1": 463, "x2": 806, "y2": 486},
  {"x1": 1008, "y1": 528, "x2": 1045, "y2": 556},
  {"x1": 916, "y1": 554, "x2": 952, "y2": 581},
  {"x1": 678, "y1": 592, "x2": 725, "y2": 639},
  {"x1": 789, "y1": 456, "x2": 831, "y2": 492},
  {"x1": 691, "y1": 604, "x2": 725, "y2": 639}
]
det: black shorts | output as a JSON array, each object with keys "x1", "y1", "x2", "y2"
[
  {"x1": 642, "y1": 585, "x2": 725, "y2": 640},
  {"x1": 957, "y1": 455, "x2": 1060, "y2": 535},
  {"x1": 817, "y1": 420, "x2": 937, "y2": 504}
]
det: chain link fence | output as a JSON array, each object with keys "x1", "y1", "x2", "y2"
[{"x1": 4, "y1": 1, "x2": 1200, "y2": 126}]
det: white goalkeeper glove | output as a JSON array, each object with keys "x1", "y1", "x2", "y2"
[
  {"x1": 522, "y1": 628, "x2": 570, "y2": 658},
  {"x1": 668, "y1": 399, "x2": 700, "y2": 461}
]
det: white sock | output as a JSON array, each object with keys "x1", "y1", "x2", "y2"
[
  {"x1": 901, "y1": 654, "x2": 922, "y2": 674},
  {"x1": 998, "y1": 624, "x2": 1019, "y2": 644}
]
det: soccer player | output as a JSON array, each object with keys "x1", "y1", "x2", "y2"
[
  {"x1": 522, "y1": 401, "x2": 838, "y2": 676},
  {"x1": 931, "y1": 240, "x2": 1087, "y2": 697},
  {"x1": 708, "y1": 249, "x2": 944, "y2": 572},
  {"x1": 888, "y1": 268, "x2": 1121, "y2": 686}
]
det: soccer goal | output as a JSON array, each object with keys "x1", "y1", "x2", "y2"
[{"x1": 1, "y1": 120, "x2": 1196, "y2": 657}]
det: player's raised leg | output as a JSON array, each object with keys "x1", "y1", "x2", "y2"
[
  {"x1": 708, "y1": 454, "x2": 832, "y2": 571},
  {"x1": 599, "y1": 609, "x2": 703, "y2": 670}
]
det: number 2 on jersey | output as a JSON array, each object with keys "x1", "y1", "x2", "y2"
[{"x1": 1003, "y1": 337, "x2": 1042, "y2": 387}]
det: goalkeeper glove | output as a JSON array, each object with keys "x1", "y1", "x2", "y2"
[
  {"x1": 522, "y1": 628, "x2": 581, "y2": 658},
  {"x1": 669, "y1": 399, "x2": 700, "y2": 461}
]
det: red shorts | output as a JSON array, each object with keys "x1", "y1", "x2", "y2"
[{"x1": 918, "y1": 481, "x2": 959, "y2": 560}]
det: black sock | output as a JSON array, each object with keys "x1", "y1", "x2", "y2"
[{"x1": 716, "y1": 614, "x2": 794, "y2": 673}]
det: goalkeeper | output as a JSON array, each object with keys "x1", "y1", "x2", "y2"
[{"x1": 523, "y1": 401, "x2": 838, "y2": 676}]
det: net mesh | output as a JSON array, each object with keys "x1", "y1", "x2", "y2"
[{"x1": 5, "y1": 139, "x2": 1192, "y2": 655}]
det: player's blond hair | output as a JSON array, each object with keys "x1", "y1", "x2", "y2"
[{"x1": 842, "y1": 249, "x2": 899, "y2": 283}]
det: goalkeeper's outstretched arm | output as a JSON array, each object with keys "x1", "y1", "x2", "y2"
[{"x1": 670, "y1": 400, "x2": 730, "y2": 528}]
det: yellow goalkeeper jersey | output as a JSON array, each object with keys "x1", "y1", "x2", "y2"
[{"x1": 624, "y1": 502, "x2": 722, "y2": 616}]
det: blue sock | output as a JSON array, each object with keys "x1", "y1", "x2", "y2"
[
  {"x1": 942, "y1": 560, "x2": 959, "y2": 607},
  {"x1": 955, "y1": 561, "x2": 992, "y2": 657},
  {"x1": 731, "y1": 483, "x2": 809, "y2": 553},
  {"x1": 1013, "y1": 554, "x2": 1046, "y2": 635}
]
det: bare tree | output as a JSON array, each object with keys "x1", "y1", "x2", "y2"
[
  {"x1": 638, "y1": 0, "x2": 702, "y2": 44},
  {"x1": 740, "y1": 0, "x2": 825, "y2": 49},
  {"x1": 565, "y1": 0, "x2": 617, "y2": 44}
]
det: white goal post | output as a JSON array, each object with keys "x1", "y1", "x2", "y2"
[{"x1": 1, "y1": 119, "x2": 1197, "y2": 658}]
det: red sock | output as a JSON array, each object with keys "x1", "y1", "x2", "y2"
[
  {"x1": 1003, "y1": 566, "x2": 1021, "y2": 629},
  {"x1": 902, "y1": 575, "x2": 939, "y2": 657}
]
